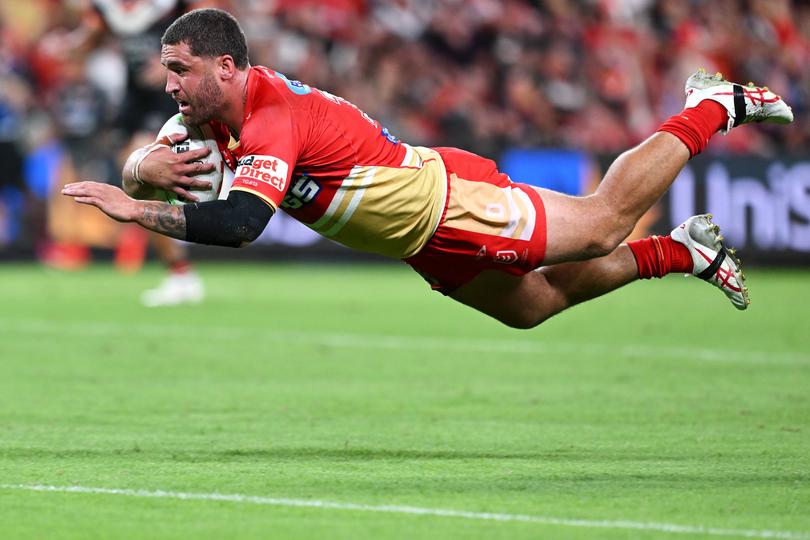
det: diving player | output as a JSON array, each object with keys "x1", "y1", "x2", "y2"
[{"x1": 63, "y1": 8, "x2": 793, "y2": 327}]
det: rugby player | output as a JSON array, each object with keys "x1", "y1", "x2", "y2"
[{"x1": 62, "y1": 8, "x2": 794, "y2": 328}]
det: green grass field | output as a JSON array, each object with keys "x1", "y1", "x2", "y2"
[{"x1": 0, "y1": 261, "x2": 808, "y2": 539}]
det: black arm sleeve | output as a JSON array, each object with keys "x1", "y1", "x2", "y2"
[{"x1": 183, "y1": 190, "x2": 275, "y2": 247}]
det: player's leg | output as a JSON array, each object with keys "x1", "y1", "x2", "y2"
[
  {"x1": 140, "y1": 233, "x2": 205, "y2": 307},
  {"x1": 444, "y1": 70, "x2": 793, "y2": 326},
  {"x1": 538, "y1": 131, "x2": 689, "y2": 265},
  {"x1": 441, "y1": 110, "x2": 711, "y2": 328},
  {"x1": 451, "y1": 212, "x2": 747, "y2": 328},
  {"x1": 450, "y1": 246, "x2": 639, "y2": 329},
  {"x1": 448, "y1": 135, "x2": 727, "y2": 327}
]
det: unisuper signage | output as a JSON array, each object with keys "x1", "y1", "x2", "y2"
[{"x1": 665, "y1": 156, "x2": 810, "y2": 262}]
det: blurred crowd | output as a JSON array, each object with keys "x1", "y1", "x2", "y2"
[{"x1": 1, "y1": 0, "x2": 809, "y2": 253}]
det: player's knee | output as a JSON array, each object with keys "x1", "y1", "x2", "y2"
[
  {"x1": 576, "y1": 229, "x2": 621, "y2": 259},
  {"x1": 496, "y1": 307, "x2": 551, "y2": 329},
  {"x1": 503, "y1": 317, "x2": 543, "y2": 330},
  {"x1": 584, "y1": 198, "x2": 635, "y2": 257},
  {"x1": 590, "y1": 230, "x2": 627, "y2": 257}
]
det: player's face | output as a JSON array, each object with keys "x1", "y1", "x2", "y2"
[{"x1": 161, "y1": 42, "x2": 226, "y2": 126}]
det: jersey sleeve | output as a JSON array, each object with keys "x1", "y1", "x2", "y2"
[{"x1": 230, "y1": 97, "x2": 299, "y2": 210}]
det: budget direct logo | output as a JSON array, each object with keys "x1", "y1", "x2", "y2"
[{"x1": 236, "y1": 155, "x2": 289, "y2": 192}]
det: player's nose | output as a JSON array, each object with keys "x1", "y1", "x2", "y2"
[{"x1": 165, "y1": 73, "x2": 180, "y2": 95}]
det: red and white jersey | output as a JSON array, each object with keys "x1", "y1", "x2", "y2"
[{"x1": 210, "y1": 66, "x2": 447, "y2": 259}]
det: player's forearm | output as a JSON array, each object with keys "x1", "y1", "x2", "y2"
[
  {"x1": 137, "y1": 201, "x2": 187, "y2": 240},
  {"x1": 132, "y1": 192, "x2": 274, "y2": 247}
]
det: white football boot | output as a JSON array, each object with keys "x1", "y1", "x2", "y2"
[
  {"x1": 684, "y1": 68, "x2": 793, "y2": 133},
  {"x1": 671, "y1": 214, "x2": 748, "y2": 310},
  {"x1": 140, "y1": 272, "x2": 205, "y2": 307}
]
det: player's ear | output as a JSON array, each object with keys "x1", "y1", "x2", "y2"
[{"x1": 218, "y1": 55, "x2": 236, "y2": 81}]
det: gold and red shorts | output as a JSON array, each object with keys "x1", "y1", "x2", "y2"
[{"x1": 405, "y1": 147, "x2": 547, "y2": 293}]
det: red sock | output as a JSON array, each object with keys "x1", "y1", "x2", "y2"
[
  {"x1": 628, "y1": 235, "x2": 693, "y2": 279},
  {"x1": 170, "y1": 260, "x2": 192, "y2": 274},
  {"x1": 114, "y1": 225, "x2": 148, "y2": 274},
  {"x1": 657, "y1": 100, "x2": 728, "y2": 157}
]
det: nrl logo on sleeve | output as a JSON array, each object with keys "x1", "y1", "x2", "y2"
[{"x1": 236, "y1": 155, "x2": 289, "y2": 191}]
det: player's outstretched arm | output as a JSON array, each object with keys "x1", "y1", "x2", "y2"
[
  {"x1": 63, "y1": 181, "x2": 188, "y2": 239},
  {"x1": 63, "y1": 182, "x2": 273, "y2": 247},
  {"x1": 122, "y1": 134, "x2": 216, "y2": 202}
]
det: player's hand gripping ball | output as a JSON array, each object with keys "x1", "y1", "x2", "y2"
[{"x1": 155, "y1": 113, "x2": 231, "y2": 204}]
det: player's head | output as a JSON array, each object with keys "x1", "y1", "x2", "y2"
[
  {"x1": 162, "y1": 8, "x2": 249, "y2": 69},
  {"x1": 160, "y1": 8, "x2": 249, "y2": 125}
]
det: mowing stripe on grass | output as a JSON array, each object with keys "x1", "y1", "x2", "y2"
[
  {"x1": 1, "y1": 484, "x2": 808, "y2": 539},
  {"x1": 2, "y1": 318, "x2": 809, "y2": 366}
]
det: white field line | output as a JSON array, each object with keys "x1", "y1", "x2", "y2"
[
  {"x1": 1, "y1": 484, "x2": 808, "y2": 540},
  {"x1": 1, "y1": 318, "x2": 808, "y2": 366}
]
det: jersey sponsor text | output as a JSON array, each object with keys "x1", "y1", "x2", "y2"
[{"x1": 235, "y1": 155, "x2": 289, "y2": 192}]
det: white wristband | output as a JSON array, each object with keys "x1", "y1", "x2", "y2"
[{"x1": 132, "y1": 143, "x2": 170, "y2": 185}]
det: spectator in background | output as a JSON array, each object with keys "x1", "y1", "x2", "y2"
[
  {"x1": 0, "y1": 12, "x2": 37, "y2": 252},
  {"x1": 42, "y1": 0, "x2": 208, "y2": 306},
  {"x1": 38, "y1": 47, "x2": 123, "y2": 269}
]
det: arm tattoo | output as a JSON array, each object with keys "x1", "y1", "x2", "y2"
[{"x1": 139, "y1": 202, "x2": 187, "y2": 240}]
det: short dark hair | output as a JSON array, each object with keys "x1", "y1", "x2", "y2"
[{"x1": 162, "y1": 8, "x2": 249, "y2": 69}]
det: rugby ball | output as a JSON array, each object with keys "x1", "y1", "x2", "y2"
[{"x1": 155, "y1": 114, "x2": 233, "y2": 204}]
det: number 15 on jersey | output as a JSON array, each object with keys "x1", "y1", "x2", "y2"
[{"x1": 281, "y1": 174, "x2": 320, "y2": 209}]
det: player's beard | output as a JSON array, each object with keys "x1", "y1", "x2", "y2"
[{"x1": 183, "y1": 71, "x2": 225, "y2": 126}]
